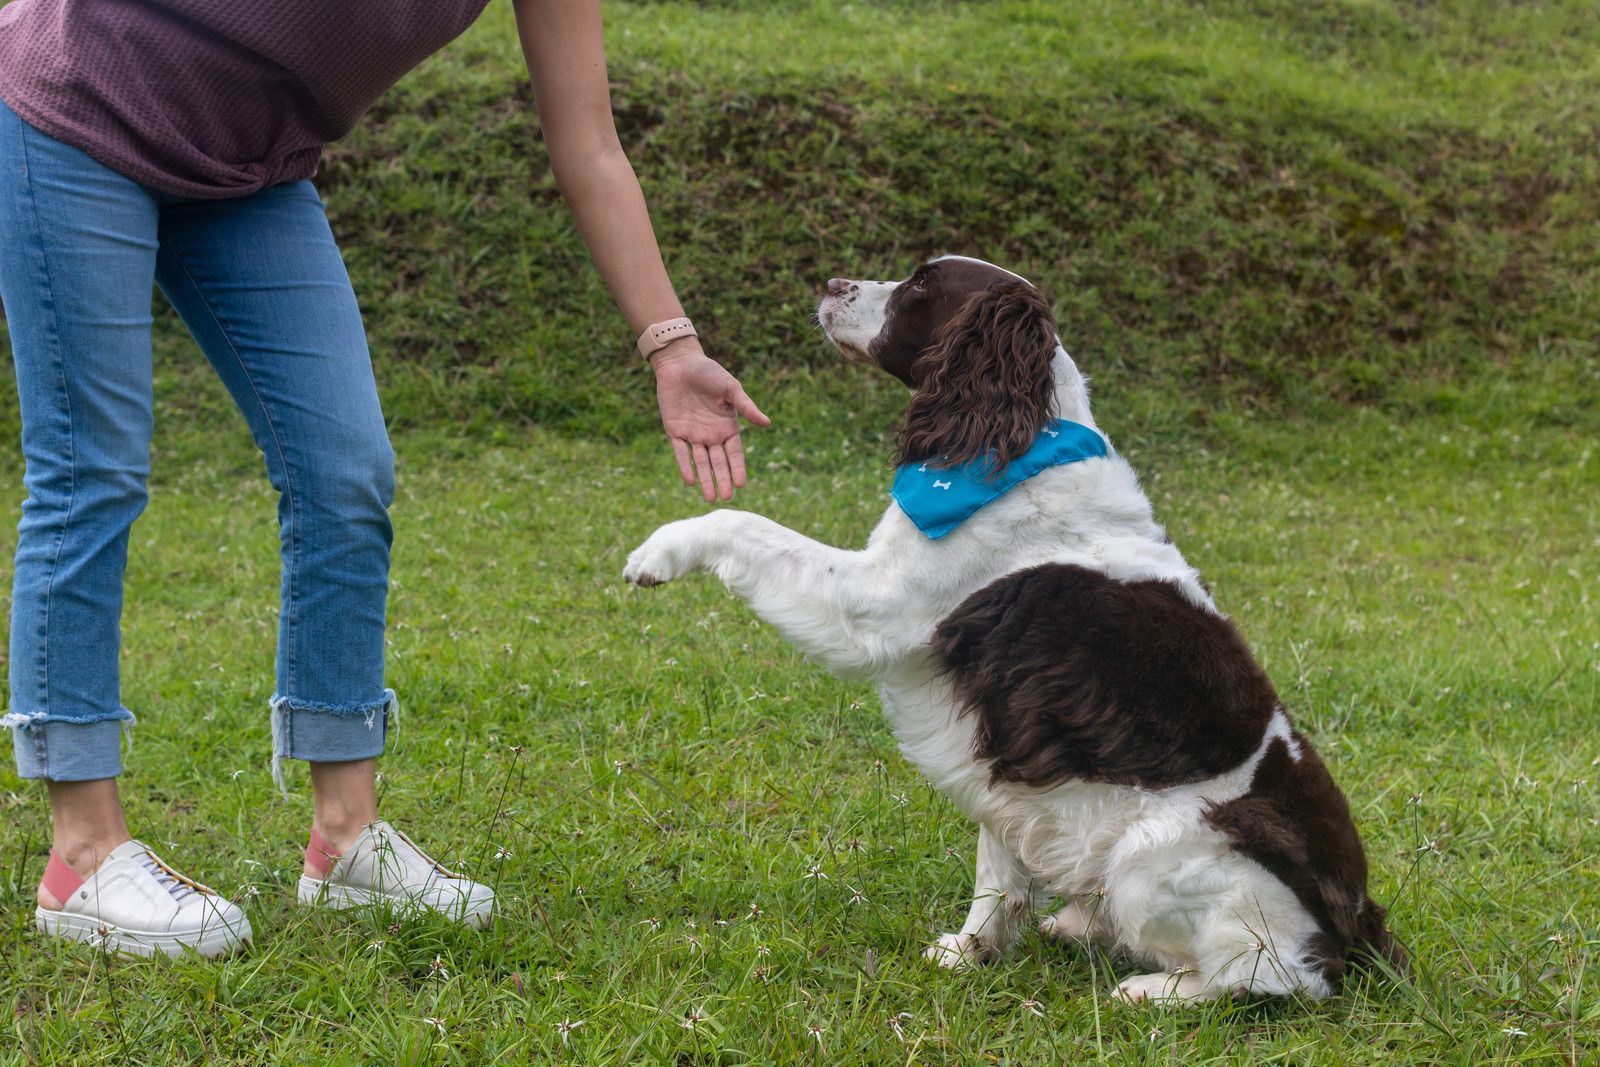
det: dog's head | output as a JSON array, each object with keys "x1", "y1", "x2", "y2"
[{"x1": 817, "y1": 255, "x2": 1090, "y2": 472}]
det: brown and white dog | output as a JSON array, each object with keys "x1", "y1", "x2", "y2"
[{"x1": 623, "y1": 255, "x2": 1403, "y2": 1002}]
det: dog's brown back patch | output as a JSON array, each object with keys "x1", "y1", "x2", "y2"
[{"x1": 931, "y1": 563, "x2": 1273, "y2": 789}]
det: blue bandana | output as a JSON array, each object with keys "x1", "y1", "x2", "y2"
[{"x1": 892, "y1": 418, "x2": 1108, "y2": 539}]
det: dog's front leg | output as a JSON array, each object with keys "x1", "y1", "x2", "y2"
[
  {"x1": 625, "y1": 510, "x2": 897, "y2": 676},
  {"x1": 925, "y1": 826, "x2": 1030, "y2": 969}
]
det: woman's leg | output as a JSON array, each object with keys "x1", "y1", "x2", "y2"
[
  {"x1": 155, "y1": 183, "x2": 492, "y2": 926},
  {"x1": 152, "y1": 181, "x2": 393, "y2": 856},
  {"x1": 0, "y1": 102, "x2": 158, "y2": 884}
]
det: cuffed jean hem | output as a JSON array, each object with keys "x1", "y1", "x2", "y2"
[
  {"x1": 269, "y1": 689, "x2": 396, "y2": 796},
  {"x1": 4, "y1": 711, "x2": 136, "y2": 780}
]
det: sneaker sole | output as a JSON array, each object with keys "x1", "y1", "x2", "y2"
[
  {"x1": 36, "y1": 906, "x2": 251, "y2": 960},
  {"x1": 296, "y1": 875, "x2": 494, "y2": 929}
]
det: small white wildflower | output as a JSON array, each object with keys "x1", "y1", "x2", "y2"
[
  {"x1": 494, "y1": 846, "x2": 512, "y2": 861},
  {"x1": 229, "y1": 769, "x2": 245, "y2": 780},
  {"x1": 1021, "y1": 998, "x2": 1043, "y2": 1017},
  {"x1": 1502, "y1": 1026, "x2": 1528, "y2": 1037},
  {"x1": 680, "y1": 1009, "x2": 705, "y2": 1031},
  {"x1": 806, "y1": 1023, "x2": 825, "y2": 1045},
  {"x1": 430, "y1": 956, "x2": 449, "y2": 980},
  {"x1": 644, "y1": 916, "x2": 662, "y2": 930},
  {"x1": 422, "y1": 1017, "x2": 446, "y2": 1035},
  {"x1": 555, "y1": 1018, "x2": 584, "y2": 1045},
  {"x1": 848, "y1": 886, "x2": 867, "y2": 905},
  {"x1": 366, "y1": 939, "x2": 385, "y2": 952},
  {"x1": 805, "y1": 864, "x2": 828, "y2": 880}
]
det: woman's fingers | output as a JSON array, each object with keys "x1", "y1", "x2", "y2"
[
  {"x1": 709, "y1": 441, "x2": 734, "y2": 500},
  {"x1": 671, "y1": 438, "x2": 695, "y2": 485},
  {"x1": 692, "y1": 442, "x2": 716, "y2": 502},
  {"x1": 724, "y1": 432, "x2": 748, "y2": 488}
]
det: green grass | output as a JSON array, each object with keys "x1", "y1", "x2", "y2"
[
  {"x1": 2, "y1": 0, "x2": 1599, "y2": 1062},
  {"x1": 2, "y1": 409, "x2": 1596, "y2": 1064}
]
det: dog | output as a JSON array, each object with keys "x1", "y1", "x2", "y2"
[{"x1": 623, "y1": 255, "x2": 1403, "y2": 1003}]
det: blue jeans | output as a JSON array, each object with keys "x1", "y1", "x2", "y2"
[{"x1": 0, "y1": 100, "x2": 395, "y2": 783}]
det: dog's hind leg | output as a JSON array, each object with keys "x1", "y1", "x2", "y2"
[
  {"x1": 1040, "y1": 896, "x2": 1113, "y2": 948},
  {"x1": 1112, "y1": 969, "x2": 1215, "y2": 1004},
  {"x1": 925, "y1": 826, "x2": 1031, "y2": 969}
]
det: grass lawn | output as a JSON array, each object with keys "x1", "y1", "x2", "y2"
[
  {"x1": 2, "y1": 389, "x2": 1594, "y2": 1064},
  {"x1": 2, "y1": 0, "x2": 1598, "y2": 1063}
]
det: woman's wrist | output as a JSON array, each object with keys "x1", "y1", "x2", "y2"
[{"x1": 648, "y1": 335, "x2": 706, "y2": 373}]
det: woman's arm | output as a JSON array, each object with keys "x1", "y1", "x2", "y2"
[{"x1": 513, "y1": 0, "x2": 768, "y2": 502}]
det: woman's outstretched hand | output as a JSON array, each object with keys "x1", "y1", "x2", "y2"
[{"x1": 652, "y1": 345, "x2": 771, "y2": 502}]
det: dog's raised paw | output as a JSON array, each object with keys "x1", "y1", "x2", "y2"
[{"x1": 623, "y1": 528, "x2": 693, "y2": 588}]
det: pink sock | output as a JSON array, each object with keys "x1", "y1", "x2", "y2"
[
  {"x1": 42, "y1": 850, "x2": 85, "y2": 903},
  {"x1": 305, "y1": 828, "x2": 342, "y2": 878}
]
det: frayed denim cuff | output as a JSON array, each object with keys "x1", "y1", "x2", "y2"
[
  {"x1": 4, "y1": 709, "x2": 136, "y2": 781},
  {"x1": 269, "y1": 690, "x2": 397, "y2": 796}
]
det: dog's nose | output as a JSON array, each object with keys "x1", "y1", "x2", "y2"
[{"x1": 825, "y1": 277, "x2": 855, "y2": 297}]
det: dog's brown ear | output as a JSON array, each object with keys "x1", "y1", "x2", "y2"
[{"x1": 895, "y1": 281, "x2": 1058, "y2": 475}]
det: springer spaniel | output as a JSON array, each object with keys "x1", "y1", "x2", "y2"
[{"x1": 623, "y1": 255, "x2": 1403, "y2": 1003}]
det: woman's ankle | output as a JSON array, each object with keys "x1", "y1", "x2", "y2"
[
  {"x1": 42, "y1": 777, "x2": 132, "y2": 909},
  {"x1": 307, "y1": 757, "x2": 379, "y2": 862},
  {"x1": 38, "y1": 831, "x2": 132, "y2": 910}
]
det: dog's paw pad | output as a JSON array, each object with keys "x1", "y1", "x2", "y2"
[
  {"x1": 623, "y1": 545, "x2": 678, "y2": 588},
  {"x1": 625, "y1": 568, "x2": 664, "y2": 588}
]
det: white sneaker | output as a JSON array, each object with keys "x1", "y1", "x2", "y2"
[
  {"x1": 35, "y1": 840, "x2": 252, "y2": 959},
  {"x1": 297, "y1": 821, "x2": 494, "y2": 928}
]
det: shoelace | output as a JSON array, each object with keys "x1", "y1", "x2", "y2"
[{"x1": 139, "y1": 853, "x2": 197, "y2": 903}]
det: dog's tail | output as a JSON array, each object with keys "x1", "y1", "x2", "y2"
[{"x1": 1347, "y1": 895, "x2": 1409, "y2": 977}]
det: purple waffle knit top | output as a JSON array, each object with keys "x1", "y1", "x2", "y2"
[{"x1": 0, "y1": 0, "x2": 492, "y2": 198}]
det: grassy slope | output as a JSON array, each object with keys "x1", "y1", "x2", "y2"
[
  {"x1": 2, "y1": 0, "x2": 1598, "y2": 1063},
  {"x1": 41, "y1": 0, "x2": 1595, "y2": 456}
]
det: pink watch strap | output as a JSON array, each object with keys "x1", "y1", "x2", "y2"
[
  {"x1": 636, "y1": 317, "x2": 697, "y2": 360},
  {"x1": 42, "y1": 850, "x2": 85, "y2": 902}
]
